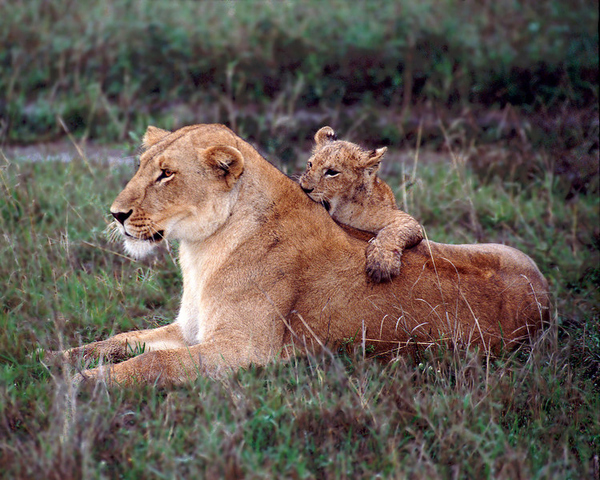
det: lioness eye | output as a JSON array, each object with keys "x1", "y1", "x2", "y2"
[
  {"x1": 324, "y1": 168, "x2": 339, "y2": 177},
  {"x1": 157, "y1": 169, "x2": 174, "y2": 182}
]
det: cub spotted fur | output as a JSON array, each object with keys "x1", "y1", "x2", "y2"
[{"x1": 299, "y1": 126, "x2": 423, "y2": 282}]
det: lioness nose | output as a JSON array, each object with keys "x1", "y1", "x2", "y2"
[
  {"x1": 112, "y1": 209, "x2": 133, "y2": 225},
  {"x1": 301, "y1": 186, "x2": 314, "y2": 194}
]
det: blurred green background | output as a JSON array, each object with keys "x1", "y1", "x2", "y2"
[{"x1": 1, "y1": 0, "x2": 598, "y2": 152}]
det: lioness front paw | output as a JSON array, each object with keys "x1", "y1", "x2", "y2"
[
  {"x1": 39, "y1": 348, "x2": 78, "y2": 366},
  {"x1": 33, "y1": 349, "x2": 68, "y2": 373},
  {"x1": 70, "y1": 365, "x2": 108, "y2": 389},
  {"x1": 366, "y1": 240, "x2": 402, "y2": 283},
  {"x1": 60, "y1": 345, "x2": 95, "y2": 364}
]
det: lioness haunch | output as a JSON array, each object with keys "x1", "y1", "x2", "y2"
[{"x1": 55, "y1": 124, "x2": 550, "y2": 386}]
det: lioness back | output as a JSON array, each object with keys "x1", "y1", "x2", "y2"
[{"x1": 299, "y1": 126, "x2": 423, "y2": 282}]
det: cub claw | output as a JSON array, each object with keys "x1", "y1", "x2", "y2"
[{"x1": 366, "y1": 241, "x2": 402, "y2": 283}]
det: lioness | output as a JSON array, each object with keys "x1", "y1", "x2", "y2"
[
  {"x1": 57, "y1": 124, "x2": 549, "y2": 386},
  {"x1": 299, "y1": 126, "x2": 423, "y2": 282}
]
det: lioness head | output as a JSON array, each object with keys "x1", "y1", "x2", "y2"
[
  {"x1": 299, "y1": 126, "x2": 387, "y2": 213},
  {"x1": 111, "y1": 126, "x2": 244, "y2": 258}
]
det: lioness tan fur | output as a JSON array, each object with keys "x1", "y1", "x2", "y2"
[
  {"x1": 299, "y1": 126, "x2": 423, "y2": 282},
  {"x1": 57, "y1": 124, "x2": 549, "y2": 386}
]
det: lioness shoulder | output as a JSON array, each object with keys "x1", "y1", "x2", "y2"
[{"x1": 299, "y1": 126, "x2": 423, "y2": 282}]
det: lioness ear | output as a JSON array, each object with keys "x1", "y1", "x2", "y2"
[
  {"x1": 363, "y1": 147, "x2": 387, "y2": 175},
  {"x1": 143, "y1": 126, "x2": 171, "y2": 148},
  {"x1": 314, "y1": 126, "x2": 337, "y2": 147},
  {"x1": 204, "y1": 145, "x2": 244, "y2": 189}
]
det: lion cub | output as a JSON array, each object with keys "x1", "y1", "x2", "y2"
[{"x1": 299, "y1": 126, "x2": 423, "y2": 282}]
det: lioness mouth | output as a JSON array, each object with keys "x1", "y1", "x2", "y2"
[
  {"x1": 150, "y1": 231, "x2": 165, "y2": 242},
  {"x1": 322, "y1": 200, "x2": 331, "y2": 211},
  {"x1": 123, "y1": 230, "x2": 165, "y2": 242}
]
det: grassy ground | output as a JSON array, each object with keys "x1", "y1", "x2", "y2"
[{"x1": 0, "y1": 129, "x2": 598, "y2": 478}]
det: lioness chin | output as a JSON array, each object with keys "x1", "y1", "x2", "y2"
[{"x1": 54, "y1": 124, "x2": 549, "y2": 386}]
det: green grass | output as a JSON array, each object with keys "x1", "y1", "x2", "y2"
[{"x1": 1, "y1": 131, "x2": 598, "y2": 478}]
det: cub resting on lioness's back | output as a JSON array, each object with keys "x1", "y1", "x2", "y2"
[
  {"x1": 52, "y1": 124, "x2": 549, "y2": 387},
  {"x1": 299, "y1": 126, "x2": 423, "y2": 282}
]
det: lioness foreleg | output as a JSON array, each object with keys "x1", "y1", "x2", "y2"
[
  {"x1": 77, "y1": 334, "x2": 267, "y2": 386},
  {"x1": 78, "y1": 347, "x2": 203, "y2": 387},
  {"x1": 56, "y1": 323, "x2": 186, "y2": 365}
]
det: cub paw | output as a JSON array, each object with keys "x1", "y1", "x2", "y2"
[{"x1": 366, "y1": 240, "x2": 402, "y2": 283}]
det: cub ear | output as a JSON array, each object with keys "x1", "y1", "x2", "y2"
[
  {"x1": 203, "y1": 145, "x2": 244, "y2": 189},
  {"x1": 362, "y1": 147, "x2": 387, "y2": 175},
  {"x1": 314, "y1": 126, "x2": 337, "y2": 147},
  {"x1": 143, "y1": 126, "x2": 171, "y2": 148}
]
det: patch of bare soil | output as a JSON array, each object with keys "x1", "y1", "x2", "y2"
[{"x1": 3, "y1": 141, "x2": 130, "y2": 165}]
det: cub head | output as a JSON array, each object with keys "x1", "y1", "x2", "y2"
[
  {"x1": 110, "y1": 125, "x2": 244, "y2": 258},
  {"x1": 299, "y1": 126, "x2": 387, "y2": 213}
]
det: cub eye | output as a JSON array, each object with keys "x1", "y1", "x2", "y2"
[
  {"x1": 324, "y1": 168, "x2": 339, "y2": 177},
  {"x1": 157, "y1": 168, "x2": 174, "y2": 182},
  {"x1": 307, "y1": 161, "x2": 312, "y2": 169}
]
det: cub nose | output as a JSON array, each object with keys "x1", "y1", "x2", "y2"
[
  {"x1": 112, "y1": 209, "x2": 133, "y2": 225},
  {"x1": 301, "y1": 186, "x2": 314, "y2": 194}
]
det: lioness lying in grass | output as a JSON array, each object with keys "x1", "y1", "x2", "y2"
[{"x1": 54, "y1": 124, "x2": 549, "y2": 386}]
